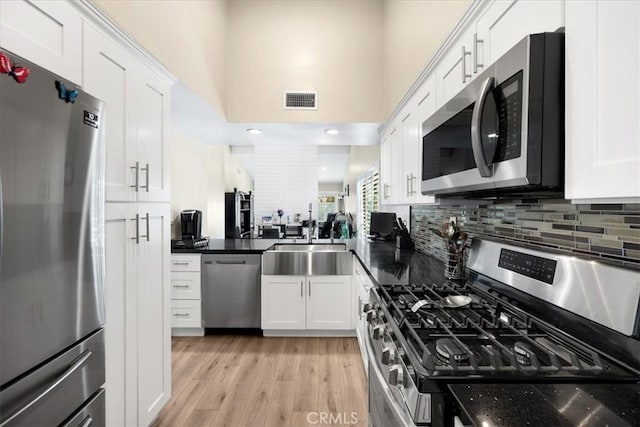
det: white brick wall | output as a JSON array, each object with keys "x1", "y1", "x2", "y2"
[{"x1": 254, "y1": 145, "x2": 319, "y2": 224}]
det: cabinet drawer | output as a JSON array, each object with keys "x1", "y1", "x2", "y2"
[
  {"x1": 170, "y1": 255, "x2": 201, "y2": 272},
  {"x1": 171, "y1": 272, "x2": 201, "y2": 299},
  {"x1": 171, "y1": 300, "x2": 202, "y2": 328}
]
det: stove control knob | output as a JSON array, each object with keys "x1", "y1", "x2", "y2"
[
  {"x1": 366, "y1": 310, "x2": 377, "y2": 322},
  {"x1": 373, "y1": 325, "x2": 385, "y2": 340},
  {"x1": 381, "y1": 347, "x2": 395, "y2": 365},
  {"x1": 388, "y1": 365, "x2": 404, "y2": 386},
  {"x1": 363, "y1": 303, "x2": 372, "y2": 313}
]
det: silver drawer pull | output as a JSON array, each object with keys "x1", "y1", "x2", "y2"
[
  {"x1": 1, "y1": 351, "x2": 92, "y2": 426},
  {"x1": 140, "y1": 163, "x2": 149, "y2": 192},
  {"x1": 173, "y1": 313, "x2": 190, "y2": 317},
  {"x1": 172, "y1": 262, "x2": 190, "y2": 265},
  {"x1": 130, "y1": 162, "x2": 139, "y2": 192},
  {"x1": 172, "y1": 284, "x2": 190, "y2": 288},
  {"x1": 215, "y1": 260, "x2": 247, "y2": 265}
]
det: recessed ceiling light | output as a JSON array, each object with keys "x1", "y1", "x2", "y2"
[
  {"x1": 324, "y1": 129, "x2": 339, "y2": 135},
  {"x1": 246, "y1": 128, "x2": 262, "y2": 135},
  {"x1": 320, "y1": 166, "x2": 327, "y2": 171}
]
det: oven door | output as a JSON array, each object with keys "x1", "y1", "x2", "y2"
[{"x1": 366, "y1": 333, "x2": 415, "y2": 427}]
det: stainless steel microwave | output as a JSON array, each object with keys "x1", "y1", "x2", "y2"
[{"x1": 421, "y1": 32, "x2": 564, "y2": 197}]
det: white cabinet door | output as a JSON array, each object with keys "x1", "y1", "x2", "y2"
[
  {"x1": 136, "y1": 203, "x2": 171, "y2": 426},
  {"x1": 105, "y1": 204, "x2": 138, "y2": 427},
  {"x1": 566, "y1": 0, "x2": 640, "y2": 202},
  {"x1": 83, "y1": 24, "x2": 138, "y2": 203},
  {"x1": 380, "y1": 133, "x2": 393, "y2": 205},
  {"x1": 435, "y1": 28, "x2": 474, "y2": 106},
  {"x1": 104, "y1": 203, "x2": 171, "y2": 427},
  {"x1": 135, "y1": 70, "x2": 171, "y2": 203},
  {"x1": 306, "y1": 276, "x2": 352, "y2": 330},
  {"x1": 389, "y1": 126, "x2": 403, "y2": 205},
  {"x1": 476, "y1": 0, "x2": 564, "y2": 70},
  {"x1": 0, "y1": 0, "x2": 81, "y2": 83},
  {"x1": 261, "y1": 275, "x2": 306, "y2": 330},
  {"x1": 414, "y1": 77, "x2": 438, "y2": 204}
]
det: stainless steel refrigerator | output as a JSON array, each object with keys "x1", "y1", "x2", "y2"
[{"x1": 0, "y1": 51, "x2": 106, "y2": 426}]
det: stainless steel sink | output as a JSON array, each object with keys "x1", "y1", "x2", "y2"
[
  {"x1": 262, "y1": 244, "x2": 352, "y2": 275},
  {"x1": 272, "y1": 243, "x2": 347, "y2": 252}
]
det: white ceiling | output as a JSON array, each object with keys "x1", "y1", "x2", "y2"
[{"x1": 171, "y1": 82, "x2": 378, "y2": 184}]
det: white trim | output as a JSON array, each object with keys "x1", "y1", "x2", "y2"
[{"x1": 73, "y1": 0, "x2": 176, "y2": 85}]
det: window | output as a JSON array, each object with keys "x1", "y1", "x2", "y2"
[
  {"x1": 318, "y1": 195, "x2": 338, "y2": 222},
  {"x1": 357, "y1": 169, "x2": 379, "y2": 236}
]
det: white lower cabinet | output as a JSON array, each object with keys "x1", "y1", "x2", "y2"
[
  {"x1": 105, "y1": 202, "x2": 171, "y2": 427},
  {"x1": 353, "y1": 257, "x2": 374, "y2": 375},
  {"x1": 170, "y1": 254, "x2": 203, "y2": 334},
  {"x1": 262, "y1": 275, "x2": 352, "y2": 331}
]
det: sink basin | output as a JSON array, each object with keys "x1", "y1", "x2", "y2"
[
  {"x1": 272, "y1": 243, "x2": 347, "y2": 252},
  {"x1": 262, "y1": 244, "x2": 352, "y2": 275}
]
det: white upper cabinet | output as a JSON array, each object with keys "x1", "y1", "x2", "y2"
[
  {"x1": 0, "y1": 0, "x2": 82, "y2": 83},
  {"x1": 565, "y1": 0, "x2": 640, "y2": 202},
  {"x1": 380, "y1": 130, "x2": 393, "y2": 205},
  {"x1": 82, "y1": 24, "x2": 171, "y2": 203},
  {"x1": 475, "y1": 0, "x2": 564, "y2": 69},
  {"x1": 435, "y1": 27, "x2": 475, "y2": 106}
]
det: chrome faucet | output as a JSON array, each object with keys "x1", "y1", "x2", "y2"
[{"x1": 308, "y1": 203, "x2": 313, "y2": 243}]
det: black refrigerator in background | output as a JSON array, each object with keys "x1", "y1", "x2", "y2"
[
  {"x1": 0, "y1": 51, "x2": 106, "y2": 426},
  {"x1": 224, "y1": 188, "x2": 253, "y2": 239}
]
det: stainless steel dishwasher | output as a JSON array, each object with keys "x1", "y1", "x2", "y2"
[{"x1": 201, "y1": 254, "x2": 261, "y2": 328}]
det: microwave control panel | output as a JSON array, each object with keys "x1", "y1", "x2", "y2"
[{"x1": 495, "y1": 71, "x2": 523, "y2": 162}]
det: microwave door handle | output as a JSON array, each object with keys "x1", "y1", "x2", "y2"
[{"x1": 471, "y1": 76, "x2": 495, "y2": 177}]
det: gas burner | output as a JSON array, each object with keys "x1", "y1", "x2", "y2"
[
  {"x1": 435, "y1": 338, "x2": 469, "y2": 364},
  {"x1": 514, "y1": 341, "x2": 533, "y2": 366}
]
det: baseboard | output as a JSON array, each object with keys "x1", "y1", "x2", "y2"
[
  {"x1": 171, "y1": 327, "x2": 205, "y2": 337},
  {"x1": 263, "y1": 329, "x2": 356, "y2": 337}
]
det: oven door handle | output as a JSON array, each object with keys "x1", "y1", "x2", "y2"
[
  {"x1": 364, "y1": 334, "x2": 415, "y2": 427},
  {"x1": 471, "y1": 76, "x2": 495, "y2": 178}
]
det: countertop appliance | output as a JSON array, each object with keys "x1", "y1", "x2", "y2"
[
  {"x1": 0, "y1": 51, "x2": 106, "y2": 425},
  {"x1": 201, "y1": 254, "x2": 261, "y2": 329},
  {"x1": 181, "y1": 209, "x2": 202, "y2": 240},
  {"x1": 365, "y1": 239, "x2": 640, "y2": 426},
  {"x1": 421, "y1": 32, "x2": 564, "y2": 197}
]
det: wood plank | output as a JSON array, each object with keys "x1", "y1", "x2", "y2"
[{"x1": 154, "y1": 335, "x2": 368, "y2": 427}]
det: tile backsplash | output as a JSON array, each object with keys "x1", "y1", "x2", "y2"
[{"x1": 410, "y1": 199, "x2": 640, "y2": 268}]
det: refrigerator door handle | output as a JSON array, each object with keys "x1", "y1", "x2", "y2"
[{"x1": 0, "y1": 351, "x2": 93, "y2": 427}]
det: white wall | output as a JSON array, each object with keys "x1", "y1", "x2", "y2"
[
  {"x1": 95, "y1": 0, "x2": 228, "y2": 116},
  {"x1": 254, "y1": 145, "x2": 319, "y2": 223},
  {"x1": 319, "y1": 183, "x2": 343, "y2": 193},
  {"x1": 383, "y1": 0, "x2": 470, "y2": 116},
  {"x1": 227, "y1": 0, "x2": 383, "y2": 123}
]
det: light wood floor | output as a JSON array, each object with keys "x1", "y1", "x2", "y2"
[{"x1": 153, "y1": 335, "x2": 368, "y2": 427}]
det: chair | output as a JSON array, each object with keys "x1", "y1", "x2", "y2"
[
  {"x1": 319, "y1": 213, "x2": 337, "y2": 238},
  {"x1": 262, "y1": 228, "x2": 280, "y2": 239}
]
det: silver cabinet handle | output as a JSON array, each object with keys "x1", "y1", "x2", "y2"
[
  {"x1": 461, "y1": 46, "x2": 471, "y2": 83},
  {"x1": 471, "y1": 76, "x2": 495, "y2": 178},
  {"x1": 140, "y1": 212, "x2": 150, "y2": 242},
  {"x1": 406, "y1": 174, "x2": 410, "y2": 197},
  {"x1": 358, "y1": 297, "x2": 363, "y2": 320},
  {"x1": 300, "y1": 280, "x2": 303, "y2": 297},
  {"x1": 215, "y1": 260, "x2": 247, "y2": 265},
  {"x1": 172, "y1": 284, "x2": 190, "y2": 288},
  {"x1": 173, "y1": 313, "x2": 190, "y2": 317},
  {"x1": 1, "y1": 351, "x2": 92, "y2": 426},
  {"x1": 473, "y1": 33, "x2": 484, "y2": 73},
  {"x1": 79, "y1": 416, "x2": 93, "y2": 427},
  {"x1": 130, "y1": 161, "x2": 139, "y2": 192},
  {"x1": 131, "y1": 214, "x2": 140, "y2": 244},
  {"x1": 309, "y1": 281, "x2": 311, "y2": 297},
  {"x1": 140, "y1": 163, "x2": 149, "y2": 192},
  {"x1": 172, "y1": 262, "x2": 190, "y2": 266}
]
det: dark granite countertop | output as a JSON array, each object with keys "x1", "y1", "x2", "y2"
[{"x1": 449, "y1": 383, "x2": 640, "y2": 427}]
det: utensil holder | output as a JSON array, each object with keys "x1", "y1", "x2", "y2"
[{"x1": 444, "y1": 251, "x2": 464, "y2": 280}]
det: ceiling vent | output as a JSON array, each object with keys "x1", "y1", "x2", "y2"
[{"x1": 284, "y1": 91, "x2": 317, "y2": 110}]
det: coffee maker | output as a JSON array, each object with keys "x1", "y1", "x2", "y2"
[{"x1": 180, "y1": 210, "x2": 202, "y2": 240}]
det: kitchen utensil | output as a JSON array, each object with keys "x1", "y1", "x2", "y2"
[{"x1": 439, "y1": 295, "x2": 472, "y2": 308}]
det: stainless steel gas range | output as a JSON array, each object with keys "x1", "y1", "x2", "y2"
[{"x1": 365, "y1": 239, "x2": 640, "y2": 426}]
